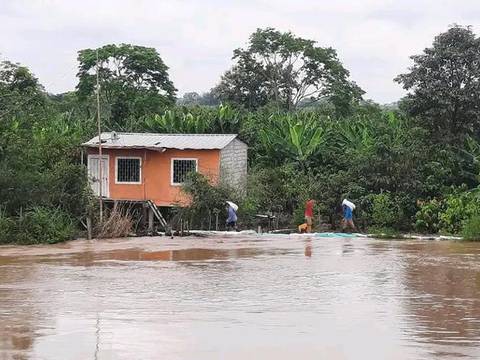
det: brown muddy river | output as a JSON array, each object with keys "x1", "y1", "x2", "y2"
[{"x1": 1, "y1": 233, "x2": 480, "y2": 359}]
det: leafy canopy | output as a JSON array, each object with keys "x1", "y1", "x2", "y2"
[
  {"x1": 396, "y1": 25, "x2": 480, "y2": 141},
  {"x1": 0, "y1": 60, "x2": 45, "y2": 119},
  {"x1": 76, "y1": 44, "x2": 176, "y2": 125},
  {"x1": 214, "y1": 28, "x2": 363, "y2": 111}
]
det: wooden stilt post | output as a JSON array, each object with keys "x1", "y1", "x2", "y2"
[
  {"x1": 142, "y1": 205, "x2": 147, "y2": 232},
  {"x1": 148, "y1": 208, "x2": 154, "y2": 234}
]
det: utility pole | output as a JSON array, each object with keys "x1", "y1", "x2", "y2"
[{"x1": 96, "y1": 49, "x2": 103, "y2": 225}]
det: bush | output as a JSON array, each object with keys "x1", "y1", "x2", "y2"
[
  {"x1": 292, "y1": 205, "x2": 306, "y2": 227},
  {"x1": 415, "y1": 188, "x2": 480, "y2": 235},
  {"x1": 236, "y1": 196, "x2": 259, "y2": 228},
  {"x1": 239, "y1": 164, "x2": 317, "y2": 228},
  {"x1": 439, "y1": 189, "x2": 480, "y2": 234},
  {"x1": 181, "y1": 172, "x2": 234, "y2": 229},
  {"x1": 0, "y1": 212, "x2": 16, "y2": 244},
  {"x1": 16, "y1": 207, "x2": 75, "y2": 244},
  {"x1": 371, "y1": 192, "x2": 402, "y2": 229},
  {"x1": 415, "y1": 199, "x2": 444, "y2": 233},
  {"x1": 462, "y1": 216, "x2": 480, "y2": 241}
]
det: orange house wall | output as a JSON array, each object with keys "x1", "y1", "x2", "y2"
[{"x1": 87, "y1": 148, "x2": 220, "y2": 206}]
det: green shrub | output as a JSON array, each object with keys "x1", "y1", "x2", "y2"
[
  {"x1": 243, "y1": 164, "x2": 315, "y2": 227},
  {"x1": 16, "y1": 207, "x2": 75, "y2": 244},
  {"x1": 415, "y1": 199, "x2": 444, "y2": 233},
  {"x1": 181, "y1": 172, "x2": 233, "y2": 229},
  {"x1": 371, "y1": 192, "x2": 402, "y2": 229},
  {"x1": 292, "y1": 205, "x2": 306, "y2": 226},
  {"x1": 0, "y1": 212, "x2": 16, "y2": 244},
  {"x1": 462, "y1": 216, "x2": 480, "y2": 241},
  {"x1": 439, "y1": 190, "x2": 480, "y2": 234},
  {"x1": 236, "y1": 197, "x2": 258, "y2": 228},
  {"x1": 415, "y1": 189, "x2": 480, "y2": 235}
]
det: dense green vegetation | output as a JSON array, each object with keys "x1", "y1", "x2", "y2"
[{"x1": 2, "y1": 25, "x2": 480, "y2": 243}]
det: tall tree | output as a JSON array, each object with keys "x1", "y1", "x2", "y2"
[
  {"x1": 76, "y1": 44, "x2": 176, "y2": 126},
  {"x1": 178, "y1": 91, "x2": 201, "y2": 105},
  {"x1": 0, "y1": 60, "x2": 45, "y2": 118},
  {"x1": 0, "y1": 61, "x2": 88, "y2": 217},
  {"x1": 395, "y1": 25, "x2": 480, "y2": 141},
  {"x1": 177, "y1": 90, "x2": 221, "y2": 106},
  {"x1": 213, "y1": 28, "x2": 363, "y2": 111}
]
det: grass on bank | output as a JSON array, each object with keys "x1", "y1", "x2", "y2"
[
  {"x1": 0, "y1": 207, "x2": 75, "y2": 245},
  {"x1": 461, "y1": 215, "x2": 480, "y2": 241}
]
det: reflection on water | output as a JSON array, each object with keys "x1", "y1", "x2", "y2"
[
  {"x1": 342, "y1": 240, "x2": 354, "y2": 255},
  {"x1": 304, "y1": 239, "x2": 312, "y2": 258},
  {"x1": 1, "y1": 235, "x2": 480, "y2": 359}
]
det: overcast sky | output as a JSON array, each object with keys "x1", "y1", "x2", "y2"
[{"x1": 1, "y1": 0, "x2": 480, "y2": 104}]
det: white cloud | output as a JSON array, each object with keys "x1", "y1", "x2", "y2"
[{"x1": 1, "y1": 0, "x2": 480, "y2": 103}]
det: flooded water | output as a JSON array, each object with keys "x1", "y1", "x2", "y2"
[{"x1": 1, "y1": 234, "x2": 480, "y2": 359}]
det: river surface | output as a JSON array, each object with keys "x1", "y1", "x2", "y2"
[{"x1": 1, "y1": 234, "x2": 480, "y2": 360}]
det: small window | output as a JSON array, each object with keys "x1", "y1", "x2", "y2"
[
  {"x1": 116, "y1": 157, "x2": 141, "y2": 183},
  {"x1": 172, "y1": 159, "x2": 197, "y2": 185}
]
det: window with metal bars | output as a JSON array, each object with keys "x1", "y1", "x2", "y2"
[
  {"x1": 172, "y1": 159, "x2": 197, "y2": 184},
  {"x1": 116, "y1": 157, "x2": 141, "y2": 183}
]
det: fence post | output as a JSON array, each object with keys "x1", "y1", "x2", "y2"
[
  {"x1": 214, "y1": 209, "x2": 219, "y2": 231},
  {"x1": 86, "y1": 216, "x2": 92, "y2": 240}
]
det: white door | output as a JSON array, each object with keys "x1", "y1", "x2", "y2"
[{"x1": 88, "y1": 155, "x2": 109, "y2": 197}]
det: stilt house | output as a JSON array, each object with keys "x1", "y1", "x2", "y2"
[{"x1": 82, "y1": 132, "x2": 248, "y2": 208}]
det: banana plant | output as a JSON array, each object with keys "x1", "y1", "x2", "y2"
[
  {"x1": 143, "y1": 105, "x2": 239, "y2": 134},
  {"x1": 214, "y1": 104, "x2": 240, "y2": 133},
  {"x1": 258, "y1": 113, "x2": 331, "y2": 169},
  {"x1": 335, "y1": 115, "x2": 375, "y2": 154},
  {"x1": 459, "y1": 135, "x2": 480, "y2": 183}
]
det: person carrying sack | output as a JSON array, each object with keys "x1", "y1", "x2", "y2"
[
  {"x1": 341, "y1": 199, "x2": 356, "y2": 232},
  {"x1": 226, "y1": 201, "x2": 238, "y2": 231}
]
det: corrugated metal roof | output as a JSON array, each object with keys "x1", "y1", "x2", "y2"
[{"x1": 82, "y1": 132, "x2": 239, "y2": 150}]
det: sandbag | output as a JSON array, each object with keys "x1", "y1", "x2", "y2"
[
  {"x1": 342, "y1": 199, "x2": 356, "y2": 210},
  {"x1": 226, "y1": 201, "x2": 238, "y2": 211}
]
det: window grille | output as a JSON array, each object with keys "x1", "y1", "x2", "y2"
[
  {"x1": 172, "y1": 159, "x2": 197, "y2": 184},
  {"x1": 117, "y1": 158, "x2": 141, "y2": 183}
]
